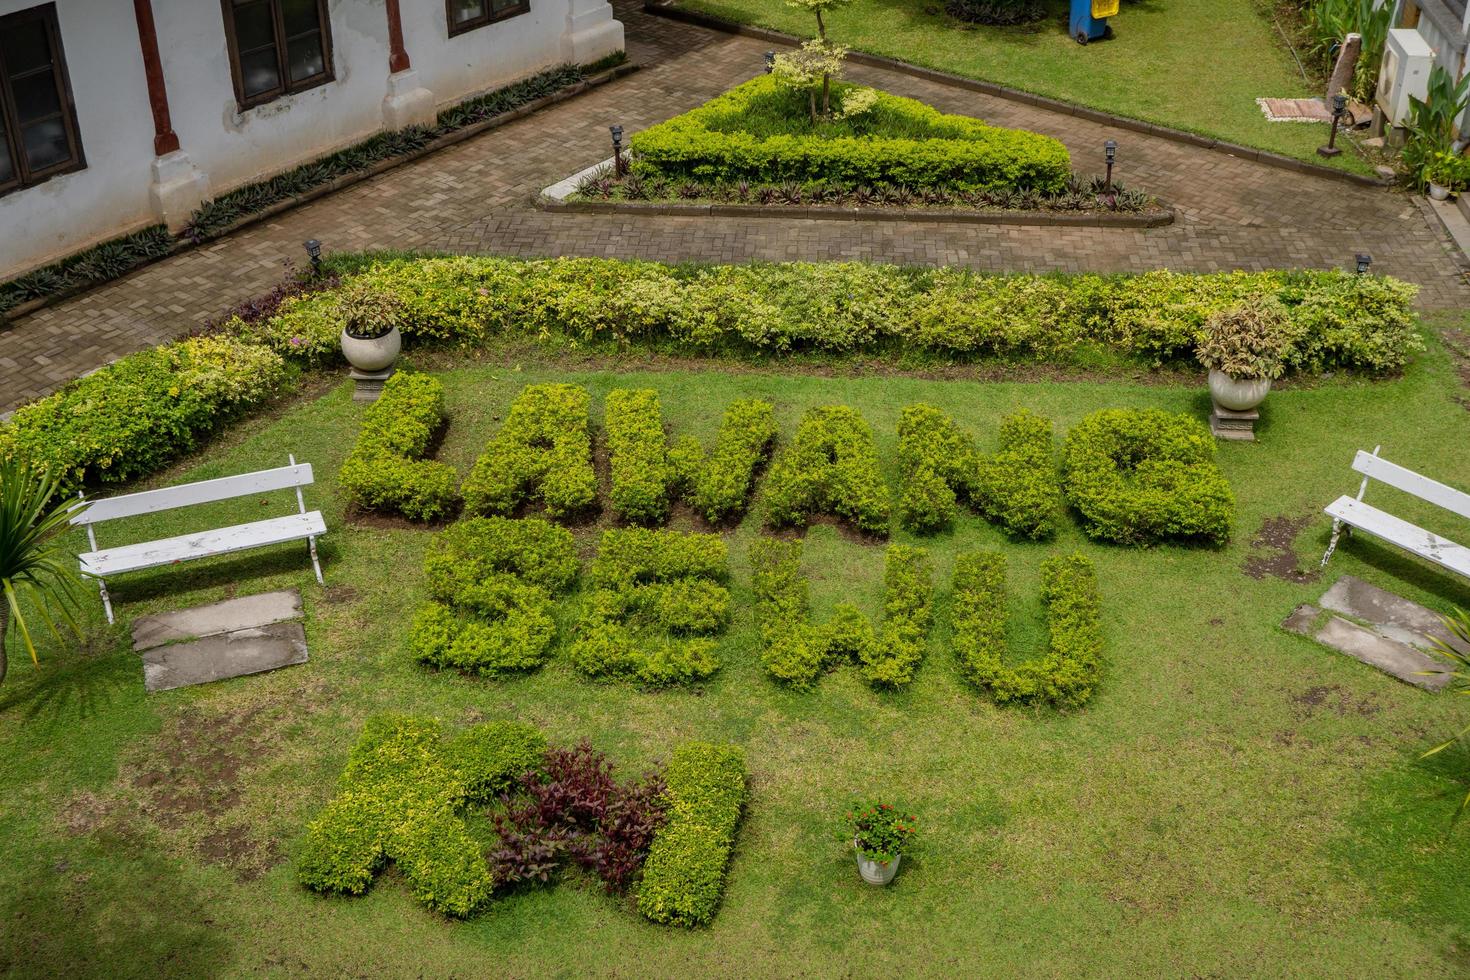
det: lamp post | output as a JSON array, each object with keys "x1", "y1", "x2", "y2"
[
  {"x1": 610, "y1": 124, "x2": 625, "y2": 177},
  {"x1": 764, "y1": 50, "x2": 776, "y2": 73},
  {"x1": 303, "y1": 239, "x2": 322, "y2": 275},
  {"x1": 1104, "y1": 140, "x2": 1117, "y2": 192},
  {"x1": 1355, "y1": 253, "x2": 1372, "y2": 275},
  {"x1": 1318, "y1": 95, "x2": 1347, "y2": 158}
]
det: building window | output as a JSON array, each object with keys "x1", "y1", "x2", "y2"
[
  {"x1": 447, "y1": 0, "x2": 531, "y2": 36},
  {"x1": 0, "y1": 3, "x2": 84, "y2": 196},
  {"x1": 221, "y1": 0, "x2": 334, "y2": 110}
]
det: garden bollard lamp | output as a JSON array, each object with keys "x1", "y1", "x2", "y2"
[
  {"x1": 1355, "y1": 253, "x2": 1372, "y2": 275},
  {"x1": 304, "y1": 239, "x2": 322, "y2": 275},
  {"x1": 764, "y1": 51, "x2": 776, "y2": 73},
  {"x1": 610, "y1": 124, "x2": 625, "y2": 177},
  {"x1": 1104, "y1": 140, "x2": 1117, "y2": 192},
  {"x1": 1318, "y1": 95, "x2": 1347, "y2": 158}
]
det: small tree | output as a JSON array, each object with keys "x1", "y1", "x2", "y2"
[
  {"x1": 772, "y1": 39, "x2": 848, "y2": 124},
  {"x1": 781, "y1": 0, "x2": 853, "y2": 118},
  {"x1": 0, "y1": 458, "x2": 84, "y2": 685}
]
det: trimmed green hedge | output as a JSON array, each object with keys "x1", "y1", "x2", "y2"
[
  {"x1": 952, "y1": 552, "x2": 1104, "y2": 709},
  {"x1": 297, "y1": 715, "x2": 545, "y2": 916},
  {"x1": 570, "y1": 528, "x2": 732, "y2": 685},
  {"x1": 669, "y1": 398, "x2": 777, "y2": 524},
  {"x1": 974, "y1": 409, "x2": 1061, "y2": 540},
  {"x1": 751, "y1": 538, "x2": 933, "y2": 689},
  {"x1": 0, "y1": 336, "x2": 286, "y2": 493},
  {"x1": 246, "y1": 257, "x2": 1420, "y2": 374},
  {"x1": 339, "y1": 372, "x2": 459, "y2": 520},
  {"x1": 637, "y1": 741, "x2": 747, "y2": 927},
  {"x1": 410, "y1": 517, "x2": 579, "y2": 677},
  {"x1": 763, "y1": 405, "x2": 890, "y2": 535},
  {"x1": 1062, "y1": 409, "x2": 1235, "y2": 546},
  {"x1": 896, "y1": 403, "x2": 980, "y2": 533},
  {"x1": 461, "y1": 383, "x2": 597, "y2": 519},
  {"x1": 629, "y1": 76, "x2": 1071, "y2": 193},
  {"x1": 606, "y1": 388, "x2": 673, "y2": 525}
]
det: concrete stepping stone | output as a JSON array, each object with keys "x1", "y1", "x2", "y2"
[
  {"x1": 141, "y1": 622, "x2": 308, "y2": 693},
  {"x1": 131, "y1": 590, "x2": 303, "y2": 652},
  {"x1": 1283, "y1": 603, "x2": 1454, "y2": 691},
  {"x1": 1318, "y1": 575, "x2": 1468, "y2": 656}
]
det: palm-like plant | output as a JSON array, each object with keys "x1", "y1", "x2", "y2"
[
  {"x1": 0, "y1": 457, "x2": 84, "y2": 685},
  {"x1": 1420, "y1": 608, "x2": 1470, "y2": 814}
]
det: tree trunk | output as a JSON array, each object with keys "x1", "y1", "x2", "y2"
[
  {"x1": 822, "y1": 74, "x2": 831, "y2": 117},
  {"x1": 815, "y1": 9, "x2": 826, "y2": 40},
  {"x1": 809, "y1": 89, "x2": 817, "y2": 124}
]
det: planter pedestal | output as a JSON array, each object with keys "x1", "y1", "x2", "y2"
[
  {"x1": 1209, "y1": 402, "x2": 1258, "y2": 442},
  {"x1": 350, "y1": 366, "x2": 395, "y2": 403}
]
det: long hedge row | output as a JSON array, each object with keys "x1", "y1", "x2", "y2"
[{"x1": 628, "y1": 76, "x2": 1072, "y2": 193}]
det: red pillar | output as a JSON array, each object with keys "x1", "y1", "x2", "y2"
[
  {"x1": 132, "y1": 0, "x2": 179, "y2": 156},
  {"x1": 386, "y1": 0, "x2": 411, "y2": 73}
]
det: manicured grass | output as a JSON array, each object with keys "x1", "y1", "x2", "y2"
[
  {"x1": 1, "y1": 332, "x2": 1468, "y2": 975},
  {"x1": 668, "y1": 0, "x2": 1380, "y2": 175}
]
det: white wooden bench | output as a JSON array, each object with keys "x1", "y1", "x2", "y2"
[
  {"x1": 71, "y1": 456, "x2": 325, "y2": 624},
  {"x1": 1320, "y1": 446, "x2": 1470, "y2": 581}
]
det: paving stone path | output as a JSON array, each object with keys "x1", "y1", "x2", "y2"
[{"x1": 2, "y1": 0, "x2": 1466, "y2": 411}]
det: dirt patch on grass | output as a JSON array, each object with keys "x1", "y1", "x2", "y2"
[
  {"x1": 1290, "y1": 683, "x2": 1382, "y2": 719},
  {"x1": 318, "y1": 584, "x2": 360, "y2": 605},
  {"x1": 1445, "y1": 328, "x2": 1470, "y2": 411},
  {"x1": 1242, "y1": 515, "x2": 1319, "y2": 583},
  {"x1": 343, "y1": 501, "x2": 457, "y2": 531}
]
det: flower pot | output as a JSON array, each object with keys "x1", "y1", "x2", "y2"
[
  {"x1": 854, "y1": 840, "x2": 901, "y2": 885},
  {"x1": 340, "y1": 325, "x2": 401, "y2": 372},
  {"x1": 1208, "y1": 369, "x2": 1271, "y2": 412},
  {"x1": 1429, "y1": 182, "x2": 1451, "y2": 201}
]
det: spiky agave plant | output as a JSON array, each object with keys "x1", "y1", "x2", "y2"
[
  {"x1": 0, "y1": 457, "x2": 84, "y2": 685},
  {"x1": 1420, "y1": 608, "x2": 1470, "y2": 814}
]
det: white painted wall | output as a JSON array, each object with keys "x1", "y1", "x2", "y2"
[
  {"x1": 0, "y1": 0, "x2": 157, "y2": 277},
  {"x1": 0, "y1": 0, "x2": 622, "y2": 280}
]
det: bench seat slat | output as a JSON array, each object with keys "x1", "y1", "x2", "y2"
[
  {"x1": 1325, "y1": 496, "x2": 1470, "y2": 579},
  {"x1": 79, "y1": 512, "x2": 326, "y2": 577},
  {"x1": 1351, "y1": 451, "x2": 1470, "y2": 523},
  {"x1": 71, "y1": 464, "x2": 316, "y2": 526}
]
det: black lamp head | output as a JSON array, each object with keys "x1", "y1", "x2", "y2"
[
  {"x1": 1332, "y1": 94, "x2": 1348, "y2": 115},
  {"x1": 764, "y1": 50, "x2": 776, "y2": 73},
  {"x1": 1355, "y1": 253, "x2": 1372, "y2": 274},
  {"x1": 303, "y1": 239, "x2": 321, "y2": 261},
  {"x1": 610, "y1": 124, "x2": 624, "y2": 143},
  {"x1": 1104, "y1": 139, "x2": 1117, "y2": 163}
]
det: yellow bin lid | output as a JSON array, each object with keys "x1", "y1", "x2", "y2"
[{"x1": 1092, "y1": 0, "x2": 1118, "y2": 17}]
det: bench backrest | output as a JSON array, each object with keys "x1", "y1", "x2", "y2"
[
  {"x1": 1352, "y1": 450, "x2": 1470, "y2": 523},
  {"x1": 70, "y1": 462, "x2": 315, "y2": 527}
]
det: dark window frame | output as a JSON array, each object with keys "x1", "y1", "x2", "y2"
[
  {"x1": 220, "y1": 0, "x2": 335, "y2": 111},
  {"x1": 445, "y1": 0, "x2": 531, "y2": 37},
  {"x1": 0, "y1": 2, "x2": 85, "y2": 198}
]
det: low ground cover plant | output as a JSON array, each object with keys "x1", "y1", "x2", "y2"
[
  {"x1": 570, "y1": 528, "x2": 733, "y2": 685},
  {"x1": 952, "y1": 551, "x2": 1104, "y2": 709},
  {"x1": 668, "y1": 398, "x2": 778, "y2": 524},
  {"x1": 339, "y1": 372, "x2": 459, "y2": 520},
  {"x1": 461, "y1": 383, "x2": 597, "y2": 520},
  {"x1": 410, "y1": 517, "x2": 579, "y2": 677},
  {"x1": 763, "y1": 405, "x2": 890, "y2": 534},
  {"x1": 297, "y1": 715, "x2": 546, "y2": 917},
  {"x1": 629, "y1": 75, "x2": 1070, "y2": 192},
  {"x1": 637, "y1": 741, "x2": 748, "y2": 926},
  {"x1": 897, "y1": 404, "x2": 1059, "y2": 538},
  {"x1": 1062, "y1": 409, "x2": 1235, "y2": 546},
  {"x1": 605, "y1": 388, "x2": 674, "y2": 525},
  {"x1": 751, "y1": 538, "x2": 933, "y2": 689},
  {"x1": 488, "y1": 740, "x2": 667, "y2": 894}
]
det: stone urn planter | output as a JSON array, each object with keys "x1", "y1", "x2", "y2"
[
  {"x1": 340, "y1": 325, "x2": 401, "y2": 372},
  {"x1": 1207, "y1": 369, "x2": 1271, "y2": 412},
  {"x1": 854, "y1": 840, "x2": 902, "y2": 886}
]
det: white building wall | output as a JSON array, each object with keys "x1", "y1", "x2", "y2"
[
  {"x1": 0, "y1": 0, "x2": 158, "y2": 277},
  {"x1": 0, "y1": 0, "x2": 622, "y2": 281}
]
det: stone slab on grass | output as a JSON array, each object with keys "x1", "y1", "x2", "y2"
[
  {"x1": 141, "y1": 621, "x2": 308, "y2": 693},
  {"x1": 132, "y1": 589, "x2": 303, "y2": 652},
  {"x1": 1318, "y1": 575, "x2": 1467, "y2": 655},
  {"x1": 1283, "y1": 603, "x2": 1453, "y2": 691}
]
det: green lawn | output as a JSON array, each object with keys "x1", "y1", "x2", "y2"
[
  {"x1": 668, "y1": 0, "x2": 1380, "y2": 175},
  {"x1": 2, "y1": 335, "x2": 1469, "y2": 976}
]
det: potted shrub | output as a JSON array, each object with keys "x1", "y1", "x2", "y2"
[
  {"x1": 1196, "y1": 295, "x2": 1289, "y2": 412},
  {"x1": 338, "y1": 281, "x2": 405, "y2": 372},
  {"x1": 1424, "y1": 151, "x2": 1470, "y2": 201},
  {"x1": 848, "y1": 801, "x2": 916, "y2": 885}
]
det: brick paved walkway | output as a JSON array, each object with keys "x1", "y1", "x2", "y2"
[{"x1": 2, "y1": 0, "x2": 1466, "y2": 411}]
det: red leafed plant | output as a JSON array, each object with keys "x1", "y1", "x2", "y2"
[
  {"x1": 848, "y1": 801, "x2": 917, "y2": 863},
  {"x1": 488, "y1": 741, "x2": 667, "y2": 893}
]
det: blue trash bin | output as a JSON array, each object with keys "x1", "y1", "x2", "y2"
[{"x1": 1071, "y1": 0, "x2": 1117, "y2": 44}]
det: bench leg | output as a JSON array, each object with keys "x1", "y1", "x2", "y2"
[
  {"x1": 307, "y1": 536, "x2": 324, "y2": 586},
  {"x1": 96, "y1": 576, "x2": 114, "y2": 626},
  {"x1": 1319, "y1": 518, "x2": 1345, "y2": 570}
]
